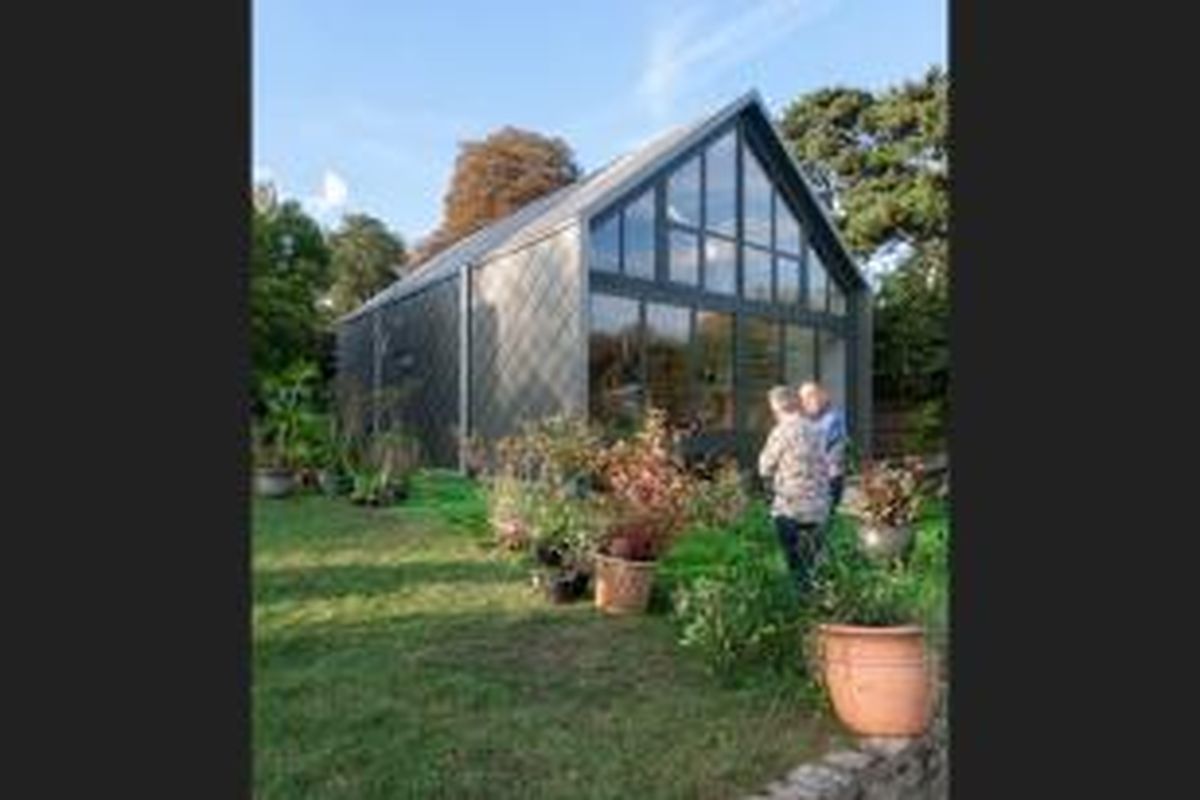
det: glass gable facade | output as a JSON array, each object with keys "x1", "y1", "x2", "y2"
[{"x1": 587, "y1": 113, "x2": 857, "y2": 457}]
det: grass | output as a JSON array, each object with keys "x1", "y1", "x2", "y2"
[{"x1": 252, "y1": 470, "x2": 845, "y2": 800}]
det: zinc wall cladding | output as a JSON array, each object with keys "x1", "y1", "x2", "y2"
[
  {"x1": 469, "y1": 224, "x2": 584, "y2": 444},
  {"x1": 375, "y1": 276, "x2": 462, "y2": 466},
  {"x1": 334, "y1": 311, "x2": 375, "y2": 407}
]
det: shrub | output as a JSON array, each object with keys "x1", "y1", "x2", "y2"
[
  {"x1": 686, "y1": 458, "x2": 749, "y2": 531},
  {"x1": 855, "y1": 458, "x2": 924, "y2": 527}
]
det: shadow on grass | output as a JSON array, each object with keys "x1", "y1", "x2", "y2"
[{"x1": 254, "y1": 558, "x2": 526, "y2": 603}]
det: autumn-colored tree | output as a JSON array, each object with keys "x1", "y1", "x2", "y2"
[{"x1": 413, "y1": 127, "x2": 580, "y2": 265}]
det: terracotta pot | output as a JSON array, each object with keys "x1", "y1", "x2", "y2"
[
  {"x1": 857, "y1": 522, "x2": 914, "y2": 562},
  {"x1": 253, "y1": 468, "x2": 295, "y2": 498},
  {"x1": 593, "y1": 553, "x2": 656, "y2": 614},
  {"x1": 817, "y1": 623, "x2": 934, "y2": 736}
]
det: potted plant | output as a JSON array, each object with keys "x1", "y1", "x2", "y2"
[
  {"x1": 809, "y1": 540, "x2": 935, "y2": 737},
  {"x1": 851, "y1": 458, "x2": 924, "y2": 562},
  {"x1": 525, "y1": 483, "x2": 604, "y2": 604},
  {"x1": 347, "y1": 428, "x2": 420, "y2": 506},
  {"x1": 592, "y1": 409, "x2": 695, "y2": 615},
  {"x1": 252, "y1": 362, "x2": 320, "y2": 498},
  {"x1": 251, "y1": 421, "x2": 295, "y2": 498},
  {"x1": 488, "y1": 471, "x2": 534, "y2": 552}
]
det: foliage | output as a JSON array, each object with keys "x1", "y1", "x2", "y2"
[
  {"x1": 253, "y1": 361, "x2": 322, "y2": 470},
  {"x1": 525, "y1": 483, "x2": 610, "y2": 573},
  {"x1": 597, "y1": 409, "x2": 697, "y2": 561},
  {"x1": 779, "y1": 68, "x2": 948, "y2": 435},
  {"x1": 494, "y1": 414, "x2": 604, "y2": 487},
  {"x1": 327, "y1": 213, "x2": 408, "y2": 317},
  {"x1": 672, "y1": 505, "x2": 813, "y2": 684},
  {"x1": 250, "y1": 190, "x2": 333, "y2": 406},
  {"x1": 686, "y1": 458, "x2": 750, "y2": 531},
  {"x1": 487, "y1": 471, "x2": 537, "y2": 551},
  {"x1": 349, "y1": 465, "x2": 400, "y2": 506},
  {"x1": 855, "y1": 458, "x2": 924, "y2": 527},
  {"x1": 413, "y1": 127, "x2": 579, "y2": 265}
]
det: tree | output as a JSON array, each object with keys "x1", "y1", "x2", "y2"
[
  {"x1": 413, "y1": 127, "x2": 580, "y2": 265},
  {"x1": 327, "y1": 213, "x2": 408, "y2": 316},
  {"x1": 779, "y1": 67, "x2": 948, "y2": 445},
  {"x1": 250, "y1": 185, "x2": 333, "y2": 406}
]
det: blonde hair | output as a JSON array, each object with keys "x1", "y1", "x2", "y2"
[{"x1": 768, "y1": 385, "x2": 798, "y2": 413}]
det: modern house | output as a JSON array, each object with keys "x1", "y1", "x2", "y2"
[{"x1": 335, "y1": 91, "x2": 872, "y2": 469}]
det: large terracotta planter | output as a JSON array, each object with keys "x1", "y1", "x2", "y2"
[
  {"x1": 593, "y1": 553, "x2": 656, "y2": 614},
  {"x1": 818, "y1": 623, "x2": 934, "y2": 736},
  {"x1": 857, "y1": 522, "x2": 915, "y2": 562}
]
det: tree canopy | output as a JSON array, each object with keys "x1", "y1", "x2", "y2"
[
  {"x1": 413, "y1": 126, "x2": 580, "y2": 265},
  {"x1": 327, "y1": 213, "x2": 408, "y2": 317},
  {"x1": 779, "y1": 66, "x2": 948, "y2": 441}
]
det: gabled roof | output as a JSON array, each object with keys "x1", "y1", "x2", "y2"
[{"x1": 341, "y1": 91, "x2": 866, "y2": 323}]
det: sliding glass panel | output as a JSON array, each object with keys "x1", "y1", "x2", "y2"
[
  {"x1": 704, "y1": 236, "x2": 737, "y2": 295},
  {"x1": 623, "y1": 188, "x2": 656, "y2": 280},
  {"x1": 590, "y1": 213, "x2": 620, "y2": 273},
  {"x1": 742, "y1": 143, "x2": 773, "y2": 247},
  {"x1": 695, "y1": 310, "x2": 734, "y2": 432},
  {"x1": 807, "y1": 244, "x2": 828, "y2": 311},
  {"x1": 646, "y1": 302, "x2": 692, "y2": 427},
  {"x1": 829, "y1": 279, "x2": 846, "y2": 315},
  {"x1": 741, "y1": 315, "x2": 782, "y2": 445},
  {"x1": 777, "y1": 254, "x2": 800, "y2": 304},
  {"x1": 668, "y1": 229, "x2": 699, "y2": 286},
  {"x1": 666, "y1": 156, "x2": 701, "y2": 228},
  {"x1": 784, "y1": 324, "x2": 817, "y2": 387},
  {"x1": 705, "y1": 131, "x2": 737, "y2": 236},
  {"x1": 743, "y1": 246, "x2": 773, "y2": 302},
  {"x1": 589, "y1": 293, "x2": 643, "y2": 435}
]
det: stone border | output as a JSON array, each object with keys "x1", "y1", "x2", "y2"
[{"x1": 742, "y1": 701, "x2": 948, "y2": 800}]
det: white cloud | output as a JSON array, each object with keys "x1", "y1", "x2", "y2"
[
  {"x1": 637, "y1": 0, "x2": 841, "y2": 120},
  {"x1": 305, "y1": 169, "x2": 349, "y2": 219}
]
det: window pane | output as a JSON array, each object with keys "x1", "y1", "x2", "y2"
[
  {"x1": 807, "y1": 245, "x2": 828, "y2": 311},
  {"x1": 743, "y1": 246, "x2": 772, "y2": 302},
  {"x1": 695, "y1": 310, "x2": 734, "y2": 432},
  {"x1": 668, "y1": 229, "x2": 699, "y2": 285},
  {"x1": 829, "y1": 280, "x2": 846, "y2": 315},
  {"x1": 742, "y1": 143, "x2": 772, "y2": 246},
  {"x1": 589, "y1": 293, "x2": 643, "y2": 435},
  {"x1": 623, "y1": 189, "x2": 656, "y2": 280},
  {"x1": 646, "y1": 302, "x2": 691, "y2": 427},
  {"x1": 777, "y1": 255, "x2": 800, "y2": 304},
  {"x1": 776, "y1": 197, "x2": 802, "y2": 255},
  {"x1": 667, "y1": 156, "x2": 701, "y2": 227},
  {"x1": 784, "y1": 324, "x2": 816, "y2": 387},
  {"x1": 741, "y1": 316, "x2": 782, "y2": 443},
  {"x1": 590, "y1": 213, "x2": 620, "y2": 272},
  {"x1": 705, "y1": 131, "x2": 737, "y2": 236},
  {"x1": 704, "y1": 236, "x2": 736, "y2": 295},
  {"x1": 819, "y1": 329, "x2": 847, "y2": 411}
]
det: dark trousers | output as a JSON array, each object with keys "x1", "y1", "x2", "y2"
[
  {"x1": 829, "y1": 475, "x2": 845, "y2": 513},
  {"x1": 773, "y1": 515, "x2": 823, "y2": 595}
]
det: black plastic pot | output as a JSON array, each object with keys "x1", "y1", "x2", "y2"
[
  {"x1": 543, "y1": 570, "x2": 589, "y2": 604},
  {"x1": 534, "y1": 544, "x2": 564, "y2": 568}
]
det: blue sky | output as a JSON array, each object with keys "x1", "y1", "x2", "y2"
[{"x1": 253, "y1": 0, "x2": 945, "y2": 241}]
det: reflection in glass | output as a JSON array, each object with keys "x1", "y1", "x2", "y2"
[
  {"x1": 590, "y1": 213, "x2": 620, "y2": 272},
  {"x1": 741, "y1": 316, "x2": 781, "y2": 444},
  {"x1": 695, "y1": 310, "x2": 734, "y2": 432},
  {"x1": 589, "y1": 293, "x2": 643, "y2": 434},
  {"x1": 742, "y1": 143, "x2": 773, "y2": 246},
  {"x1": 819, "y1": 329, "x2": 847, "y2": 410},
  {"x1": 705, "y1": 131, "x2": 737, "y2": 236},
  {"x1": 624, "y1": 188, "x2": 656, "y2": 279},
  {"x1": 668, "y1": 229, "x2": 699, "y2": 285},
  {"x1": 777, "y1": 255, "x2": 800, "y2": 304},
  {"x1": 646, "y1": 302, "x2": 691, "y2": 426},
  {"x1": 743, "y1": 246, "x2": 772, "y2": 302},
  {"x1": 829, "y1": 279, "x2": 846, "y2": 315},
  {"x1": 807, "y1": 245, "x2": 828, "y2": 311},
  {"x1": 667, "y1": 156, "x2": 701, "y2": 227},
  {"x1": 775, "y1": 197, "x2": 802, "y2": 255},
  {"x1": 784, "y1": 324, "x2": 817, "y2": 387},
  {"x1": 704, "y1": 236, "x2": 737, "y2": 295}
]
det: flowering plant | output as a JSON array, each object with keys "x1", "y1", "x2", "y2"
[
  {"x1": 598, "y1": 409, "x2": 696, "y2": 561},
  {"x1": 855, "y1": 458, "x2": 924, "y2": 527}
]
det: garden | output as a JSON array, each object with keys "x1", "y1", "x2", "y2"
[{"x1": 252, "y1": 377, "x2": 949, "y2": 799}]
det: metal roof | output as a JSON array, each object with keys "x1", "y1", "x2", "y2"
[{"x1": 340, "y1": 91, "x2": 866, "y2": 322}]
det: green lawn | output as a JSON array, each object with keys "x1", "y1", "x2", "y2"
[{"x1": 252, "y1": 471, "x2": 845, "y2": 800}]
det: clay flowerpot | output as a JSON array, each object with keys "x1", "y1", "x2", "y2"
[
  {"x1": 817, "y1": 623, "x2": 934, "y2": 736},
  {"x1": 253, "y1": 468, "x2": 295, "y2": 498},
  {"x1": 593, "y1": 553, "x2": 656, "y2": 614},
  {"x1": 857, "y1": 522, "x2": 915, "y2": 562}
]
